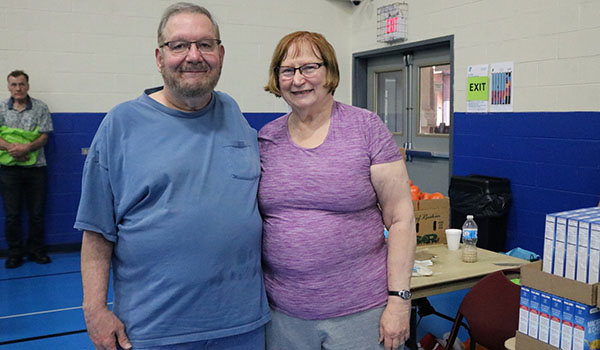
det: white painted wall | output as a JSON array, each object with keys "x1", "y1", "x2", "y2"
[
  {"x1": 1, "y1": 0, "x2": 598, "y2": 113},
  {"x1": 0, "y1": 0, "x2": 354, "y2": 112},
  {"x1": 350, "y1": 0, "x2": 600, "y2": 112}
]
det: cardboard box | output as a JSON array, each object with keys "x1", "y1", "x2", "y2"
[
  {"x1": 521, "y1": 261, "x2": 600, "y2": 307},
  {"x1": 516, "y1": 331, "x2": 559, "y2": 350},
  {"x1": 413, "y1": 197, "x2": 449, "y2": 246}
]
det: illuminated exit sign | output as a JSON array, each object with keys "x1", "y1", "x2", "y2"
[{"x1": 377, "y1": 3, "x2": 407, "y2": 43}]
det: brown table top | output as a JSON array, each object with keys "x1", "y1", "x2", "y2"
[{"x1": 410, "y1": 244, "x2": 529, "y2": 299}]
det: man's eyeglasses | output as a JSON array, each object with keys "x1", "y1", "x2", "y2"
[
  {"x1": 276, "y1": 63, "x2": 324, "y2": 80},
  {"x1": 159, "y1": 39, "x2": 222, "y2": 55}
]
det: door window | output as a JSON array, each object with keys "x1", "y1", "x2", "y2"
[
  {"x1": 418, "y1": 64, "x2": 450, "y2": 135},
  {"x1": 376, "y1": 70, "x2": 403, "y2": 134}
]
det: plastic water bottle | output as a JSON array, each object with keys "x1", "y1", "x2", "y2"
[{"x1": 462, "y1": 215, "x2": 478, "y2": 263}]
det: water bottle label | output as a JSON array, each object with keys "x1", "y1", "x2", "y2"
[{"x1": 463, "y1": 229, "x2": 477, "y2": 240}]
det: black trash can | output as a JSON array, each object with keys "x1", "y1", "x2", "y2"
[{"x1": 448, "y1": 175, "x2": 512, "y2": 252}]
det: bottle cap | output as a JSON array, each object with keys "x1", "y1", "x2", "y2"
[{"x1": 467, "y1": 215, "x2": 474, "y2": 219}]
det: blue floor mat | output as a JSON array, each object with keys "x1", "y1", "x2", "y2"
[
  {"x1": 0, "y1": 332, "x2": 95, "y2": 350},
  {"x1": 0, "y1": 252, "x2": 470, "y2": 348},
  {"x1": 0, "y1": 308, "x2": 86, "y2": 343},
  {"x1": 0, "y1": 252, "x2": 81, "y2": 281},
  {"x1": 1, "y1": 252, "x2": 113, "y2": 348},
  {"x1": 0, "y1": 272, "x2": 84, "y2": 316}
]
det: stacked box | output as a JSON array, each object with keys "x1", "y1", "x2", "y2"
[
  {"x1": 544, "y1": 208, "x2": 600, "y2": 281},
  {"x1": 590, "y1": 219, "x2": 600, "y2": 284},
  {"x1": 555, "y1": 211, "x2": 588, "y2": 278},
  {"x1": 550, "y1": 295, "x2": 563, "y2": 348},
  {"x1": 568, "y1": 214, "x2": 597, "y2": 280},
  {"x1": 530, "y1": 289, "x2": 541, "y2": 339},
  {"x1": 564, "y1": 212, "x2": 597, "y2": 279},
  {"x1": 573, "y1": 302, "x2": 600, "y2": 350},
  {"x1": 519, "y1": 259, "x2": 600, "y2": 350},
  {"x1": 540, "y1": 292, "x2": 552, "y2": 343},
  {"x1": 562, "y1": 300, "x2": 575, "y2": 350},
  {"x1": 520, "y1": 286, "x2": 531, "y2": 334},
  {"x1": 578, "y1": 217, "x2": 593, "y2": 283},
  {"x1": 566, "y1": 216, "x2": 581, "y2": 279},
  {"x1": 545, "y1": 213, "x2": 560, "y2": 274},
  {"x1": 555, "y1": 215, "x2": 570, "y2": 277},
  {"x1": 577, "y1": 217, "x2": 600, "y2": 284}
]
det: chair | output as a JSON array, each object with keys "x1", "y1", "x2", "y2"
[{"x1": 444, "y1": 269, "x2": 520, "y2": 350}]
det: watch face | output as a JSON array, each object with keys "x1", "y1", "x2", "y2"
[{"x1": 389, "y1": 290, "x2": 412, "y2": 300}]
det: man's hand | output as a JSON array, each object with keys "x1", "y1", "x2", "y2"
[
  {"x1": 7, "y1": 143, "x2": 30, "y2": 158},
  {"x1": 14, "y1": 155, "x2": 30, "y2": 162},
  {"x1": 83, "y1": 306, "x2": 131, "y2": 350},
  {"x1": 379, "y1": 299, "x2": 411, "y2": 350}
]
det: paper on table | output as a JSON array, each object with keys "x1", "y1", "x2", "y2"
[{"x1": 413, "y1": 260, "x2": 433, "y2": 277}]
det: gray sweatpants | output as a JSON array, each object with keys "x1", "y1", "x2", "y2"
[{"x1": 266, "y1": 306, "x2": 404, "y2": 350}]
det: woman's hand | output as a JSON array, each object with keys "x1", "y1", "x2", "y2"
[{"x1": 379, "y1": 298, "x2": 411, "y2": 350}]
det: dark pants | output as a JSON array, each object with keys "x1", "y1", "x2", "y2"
[{"x1": 0, "y1": 166, "x2": 48, "y2": 257}]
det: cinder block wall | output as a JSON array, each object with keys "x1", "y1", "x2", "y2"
[
  {"x1": 0, "y1": 0, "x2": 352, "y2": 251},
  {"x1": 453, "y1": 112, "x2": 600, "y2": 254},
  {"x1": 352, "y1": 0, "x2": 600, "y2": 253},
  {"x1": 0, "y1": 0, "x2": 354, "y2": 113}
]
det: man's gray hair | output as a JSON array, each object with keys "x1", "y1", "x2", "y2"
[{"x1": 157, "y1": 2, "x2": 220, "y2": 45}]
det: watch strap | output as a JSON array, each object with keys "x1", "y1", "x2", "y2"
[{"x1": 388, "y1": 289, "x2": 412, "y2": 300}]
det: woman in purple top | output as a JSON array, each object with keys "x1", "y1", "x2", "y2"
[{"x1": 258, "y1": 31, "x2": 416, "y2": 350}]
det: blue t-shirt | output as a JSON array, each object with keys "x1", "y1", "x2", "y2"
[{"x1": 75, "y1": 88, "x2": 270, "y2": 348}]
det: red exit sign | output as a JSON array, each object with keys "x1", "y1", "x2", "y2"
[{"x1": 386, "y1": 16, "x2": 399, "y2": 34}]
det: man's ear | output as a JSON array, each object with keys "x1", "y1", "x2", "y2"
[{"x1": 155, "y1": 48, "x2": 164, "y2": 73}]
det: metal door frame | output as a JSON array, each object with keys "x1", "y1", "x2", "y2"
[{"x1": 352, "y1": 35, "x2": 454, "y2": 176}]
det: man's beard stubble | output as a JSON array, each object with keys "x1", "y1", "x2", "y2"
[{"x1": 162, "y1": 63, "x2": 221, "y2": 98}]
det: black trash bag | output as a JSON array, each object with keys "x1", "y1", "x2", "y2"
[
  {"x1": 449, "y1": 175, "x2": 512, "y2": 252},
  {"x1": 448, "y1": 189, "x2": 512, "y2": 217},
  {"x1": 448, "y1": 175, "x2": 512, "y2": 217}
]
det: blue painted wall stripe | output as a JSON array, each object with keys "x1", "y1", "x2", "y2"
[
  {"x1": 0, "y1": 112, "x2": 284, "y2": 251},
  {"x1": 3, "y1": 111, "x2": 599, "y2": 255},
  {"x1": 453, "y1": 111, "x2": 600, "y2": 254}
]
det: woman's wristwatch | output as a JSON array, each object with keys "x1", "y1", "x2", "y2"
[{"x1": 388, "y1": 289, "x2": 412, "y2": 300}]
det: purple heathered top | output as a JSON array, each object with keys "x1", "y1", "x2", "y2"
[{"x1": 258, "y1": 101, "x2": 403, "y2": 320}]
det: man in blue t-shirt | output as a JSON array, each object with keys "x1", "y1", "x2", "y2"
[{"x1": 75, "y1": 3, "x2": 269, "y2": 350}]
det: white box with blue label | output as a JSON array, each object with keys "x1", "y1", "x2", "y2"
[
  {"x1": 563, "y1": 299, "x2": 575, "y2": 350},
  {"x1": 573, "y1": 301, "x2": 600, "y2": 350},
  {"x1": 550, "y1": 295, "x2": 563, "y2": 348},
  {"x1": 566, "y1": 213, "x2": 598, "y2": 280},
  {"x1": 530, "y1": 289, "x2": 541, "y2": 339},
  {"x1": 540, "y1": 292, "x2": 552, "y2": 343},
  {"x1": 521, "y1": 286, "x2": 531, "y2": 335},
  {"x1": 546, "y1": 213, "x2": 559, "y2": 274},
  {"x1": 578, "y1": 216, "x2": 600, "y2": 284}
]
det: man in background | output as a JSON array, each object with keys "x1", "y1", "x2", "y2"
[
  {"x1": 0, "y1": 70, "x2": 53, "y2": 269},
  {"x1": 76, "y1": 3, "x2": 269, "y2": 350}
]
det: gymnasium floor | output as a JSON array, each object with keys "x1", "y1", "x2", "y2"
[
  {"x1": 0, "y1": 252, "x2": 467, "y2": 349},
  {"x1": 0, "y1": 252, "x2": 109, "y2": 349}
]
